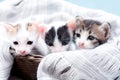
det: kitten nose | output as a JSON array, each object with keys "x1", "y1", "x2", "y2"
[
  {"x1": 79, "y1": 42, "x2": 84, "y2": 46},
  {"x1": 79, "y1": 42, "x2": 85, "y2": 48},
  {"x1": 20, "y1": 50, "x2": 26, "y2": 54}
]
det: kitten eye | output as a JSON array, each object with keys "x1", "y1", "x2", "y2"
[
  {"x1": 88, "y1": 35, "x2": 95, "y2": 40},
  {"x1": 62, "y1": 38, "x2": 70, "y2": 45},
  {"x1": 60, "y1": 30, "x2": 71, "y2": 45},
  {"x1": 27, "y1": 41, "x2": 33, "y2": 45},
  {"x1": 75, "y1": 33, "x2": 81, "y2": 37},
  {"x1": 45, "y1": 27, "x2": 55, "y2": 47},
  {"x1": 13, "y1": 41, "x2": 18, "y2": 45},
  {"x1": 45, "y1": 35, "x2": 54, "y2": 46}
]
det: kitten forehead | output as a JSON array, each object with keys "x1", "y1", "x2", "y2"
[
  {"x1": 12, "y1": 30, "x2": 36, "y2": 42},
  {"x1": 84, "y1": 19, "x2": 101, "y2": 27},
  {"x1": 76, "y1": 19, "x2": 101, "y2": 29},
  {"x1": 75, "y1": 19, "x2": 102, "y2": 31},
  {"x1": 11, "y1": 21, "x2": 38, "y2": 41}
]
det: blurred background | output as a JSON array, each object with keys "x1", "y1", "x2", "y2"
[
  {"x1": 0, "y1": 0, "x2": 119, "y2": 16},
  {"x1": 67, "y1": 0, "x2": 120, "y2": 16}
]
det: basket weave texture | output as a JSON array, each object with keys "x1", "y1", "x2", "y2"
[{"x1": 9, "y1": 55, "x2": 43, "y2": 80}]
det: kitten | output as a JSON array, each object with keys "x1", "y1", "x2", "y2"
[
  {"x1": 37, "y1": 21, "x2": 75, "y2": 54},
  {"x1": 5, "y1": 21, "x2": 39, "y2": 56},
  {"x1": 73, "y1": 16, "x2": 111, "y2": 49},
  {"x1": 0, "y1": 21, "x2": 39, "y2": 80}
]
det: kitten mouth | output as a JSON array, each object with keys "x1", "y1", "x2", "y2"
[
  {"x1": 78, "y1": 45, "x2": 85, "y2": 49},
  {"x1": 18, "y1": 52, "x2": 29, "y2": 56},
  {"x1": 15, "y1": 53, "x2": 29, "y2": 57}
]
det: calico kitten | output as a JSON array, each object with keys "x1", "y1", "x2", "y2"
[
  {"x1": 6, "y1": 21, "x2": 39, "y2": 56},
  {"x1": 73, "y1": 16, "x2": 111, "y2": 49},
  {"x1": 37, "y1": 21, "x2": 75, "y2": 53}
]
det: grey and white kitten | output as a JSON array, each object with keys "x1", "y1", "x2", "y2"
[{"x1": 73, "y1": 16, "x2": 111, "y2": 49}]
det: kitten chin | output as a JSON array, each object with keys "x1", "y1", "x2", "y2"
[{"x1": 73, "y1": 16, "x2": 111, "y2": 49}]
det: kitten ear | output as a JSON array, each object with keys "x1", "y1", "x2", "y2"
[
  {"x1": 67, "y1": 16, "x2": 84, "y2": 31},
  {"x1": 37, "y1": 24, "x2": 47, "y2": 37},
  {"x1": 67, "y1": 19, "x2": 76, "y2": 31},
  {"x1": 76, "y1": 16, "x2": 84, "y2": 26},
  {"x1": 27, "y1": 22, "x2": 36, "y2": 31},
  {"x1": 5, "y1": 23, "x2": 19, "y2": 35},
  {"x1": 100, "y1": 22, "x2": 111, "y2": 39},
  {"x1": 27, "y1": 21, "x2": 44, "y2": 32}
]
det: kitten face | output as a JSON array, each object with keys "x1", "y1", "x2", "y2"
[
  {"x1": 73, "y1": 17, "x2": 110, "y2": 49},
  {"x1": 38, "y1": 22, "x2": 73, "y2": 53},
  {"x1": 6, "y1": 22, "x2": 39, "y2": 56},
  {"x1": 45, "y1": 24, "x2": 71, "y2": 52}
]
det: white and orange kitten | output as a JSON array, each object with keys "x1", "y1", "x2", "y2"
[
  {"x1": 6, "y1": 21, "x2": 39, "y2": 56},
  {"x1": 73, "y1": 16, "x2": 111, "y2": 49},
  {"x1": 0, "y1": 21, "x2": 40, "y2": 80}
]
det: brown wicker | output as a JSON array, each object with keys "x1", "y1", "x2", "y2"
[{"x1": 9, "y1": 55, "x2": 43, "y2": 80}]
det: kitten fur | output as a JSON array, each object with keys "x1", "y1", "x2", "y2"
[
  {"x1": 6, "y1": 21, "x2": 39, "y2": 56},
  {"x1": 37, "y1": 21, "x2": 75, "y2": 54},
  {"x1": 73, "y1": 16, "x2": 111, "y2": 49},
  {"x1": 0, "y1": 21, "x2": 39, "y2": 79},
  {"x1": 0, "y1": 22, "x2": 14, "y2": 80}
]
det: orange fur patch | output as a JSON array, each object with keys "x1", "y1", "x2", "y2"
[
  {"x1": 27, "y1": 23, "x2": 34, "y2": 31},
  {"x1": 6, "y1": 24, "x2": 19, "y2": 34}
]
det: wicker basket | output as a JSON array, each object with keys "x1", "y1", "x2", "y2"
[{"x1": 9, "y1": 55, "x2": 43, "y2": 80}]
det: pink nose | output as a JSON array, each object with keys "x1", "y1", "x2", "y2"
[
  {"x1": 20, "y1": 51, "x2": 26, "y2": 54},
  {"x1": 79, "y1": 42, "x2": 85, "y2": 48},
  {"x1": 79, "y1": 42, "x2": 84, "y2": 46}
]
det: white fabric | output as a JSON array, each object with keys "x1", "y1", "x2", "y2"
[
  {"x1": 0, "y1": 0, "x2": 120, "y2": 80},
  {"x1": 37, "y1": 40, "x2": 120, "y2": 80},
  {"x1": 0, "y1": 41, "x2": 13, "y2": 80},
  {"x1": 0, "y1": 0, "x2": 120, "y2": 38},
  {"x1": 0, "y1": 23, "x2": 14, "y2": 80}
]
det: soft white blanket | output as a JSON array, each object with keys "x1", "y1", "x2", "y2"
[
  {"x1": 37, "y1": 40, "x2": 120, "y2": 80},
  {"x1": 0, "y1": 0, "x2": 120, "y2": 80}
]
